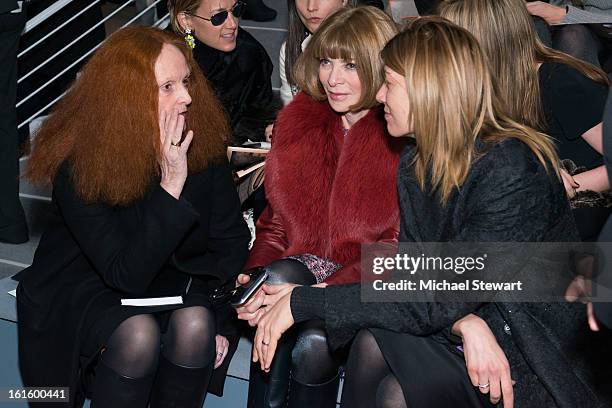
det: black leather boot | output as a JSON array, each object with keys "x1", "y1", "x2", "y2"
[
  {"x1": 287, "y1": 374, "x2": 340, "y2": 408},
  {"x1": 149, "y1": 355, "x2": 213, "y2": 408},
  {"x1": 247, "y1": 331, "x2": 296, "y2": 408},
  {"x1": 242, "y1": 0, "x2": 277, "y2": 22},
  {"x1": 90, "y1": 360, "x2": 154, "y2": 408}
]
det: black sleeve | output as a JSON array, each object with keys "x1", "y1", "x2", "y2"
[
  {"x1": 232, "y1": 39, "x2": 277, "y2": 143},
  {"x1": 318, "y1": 144, "x2": 564, "y2": 349},
  {"x1": 206, "y1": 162, "x2": 251, "y2": 336},
  {"x1": 205, "y1": 161, "x2": 251, "y2": 281},
  {"x1": 542, "y1": 63, "x2": 608, "y2": 141},
  {"x1": 53, "y1": 164, "x2": 199, "y2": 295},
  {"x1": 290, "y1": 286, "x2": 326, "y2": 323}
]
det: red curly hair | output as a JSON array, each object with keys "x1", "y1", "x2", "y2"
[{"x1": 26, "y1": 26, "x2": 228, "y2": 206}]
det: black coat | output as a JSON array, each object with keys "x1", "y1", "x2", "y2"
[
  {"x1": 194, "y1": 28, "x2": 275, "y2": 145},
  {"x1": 16, "y1": 160, "x2": 250, "y2": 407},
  {"x1": 317, "y1": 139, "x2": 611, "y2": 407}
]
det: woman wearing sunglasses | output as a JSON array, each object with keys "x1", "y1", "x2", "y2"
[{"x1": 169, "y1": 0, "x2": 276, "y2": 146}]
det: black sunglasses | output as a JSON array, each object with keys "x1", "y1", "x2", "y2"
[{"x1": 189, "y1": 1, "x2": 245, "y2": 27}]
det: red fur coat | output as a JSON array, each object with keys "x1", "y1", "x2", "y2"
[{"x1": 245, "y1": 93, "x2": 404, "y2": 284}]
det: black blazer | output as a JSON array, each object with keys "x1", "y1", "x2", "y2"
[{"x1": 16, "y1": 160, "x2": 250, "y2": 406}]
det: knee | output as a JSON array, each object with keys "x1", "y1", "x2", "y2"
[
  {"x1": 352, "y1": 329, "x2": 379, "y2": 355},
  {"x1": 376, "y1": 374, "x2": 407, "y2": 408},
  {"x1": 555, "y1": 24, "x2": 595, "y2": 52},
  {"x1": 168, "y1": 307, "x2": 215, "y2": 347},
  {"x1": 266, "y1": 258, "x2": 315, "y2": 285},
  {"x1": 291, "y1": 323, "x2": 338, "y2": 384},
  {"x1": 107, "y1": 315, "x2": 161, "y2": 366}
]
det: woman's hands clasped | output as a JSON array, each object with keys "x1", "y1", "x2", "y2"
[{"x1": 159, "y1": 108, "x2": 193, "y2": 199}]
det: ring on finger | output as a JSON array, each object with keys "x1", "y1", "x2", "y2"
[
  {"x1": 170, "y1": 140, "x2": 181, "y2": 147},
  {"x1": 217, "y1": 352, "x2": 224, "y2": 357},
  {"x1": 478, "y1": 382, "x2": 490, "y2": 389},
  {"x1": 262, "y1": 340, "x2": 269, "y2": 346}
]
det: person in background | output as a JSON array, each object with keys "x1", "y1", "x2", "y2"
[
  {"x1": 239, "y1": 7, "x2": 402, "y2": 407},
  {"x1": 0, "y1": 0, "x2": 29, "y2": 244},
  {"x1": 440, "y1": 0, "x2": 610, "y2": 241},
  {"x1": 169, "y1": 0, "x2": 276, "y2": 146},
  {"x1": 279, "y1": 0, "x2": 384, "y2": 106},
  {"x1": 16, "y1": 27, "x2": 250, "y2": 408},
  {"x1": 527, "y1": 0, "x2": 612, "y2": 69}
]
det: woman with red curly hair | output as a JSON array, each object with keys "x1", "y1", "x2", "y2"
[{"x1": 16, "y1": 26, "x2": 250, "y2": 408}]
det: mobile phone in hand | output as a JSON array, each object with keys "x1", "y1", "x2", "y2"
[{"x1": 230, "y1": 268, "x2": 269, "y2": 308}]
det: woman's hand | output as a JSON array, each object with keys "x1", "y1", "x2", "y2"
[
  {"x1": 214, "y1": 335, "x2": 230, "y2": 369},
  {"x1": 452, "y1": 314, "x2": 514, "y2": 408},
  {"x1": 159, "y1": 108, "x2": 193, "y2": 199},
  {"x1": 565, "y1": 275, "x2": 600, "y2": 331},
  {"x1": 262, "y1": 283, "x2": 299, "y2": 308},
  {"x1": 560, "y1": 168, "x2": 580, "y2": 198},
  {"x1": 235, "y1": 273, "x2": 267, "y2": 326},
  {"x1": 526, "y1": 2, "x2": 567, "y2": 25},
  {"x1": 253, "y1": 290, "x2": 295, "y2": 372}
]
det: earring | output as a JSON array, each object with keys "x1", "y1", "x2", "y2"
[{"x1": 185, "y1": 28, "x2": 195, "y2": 49}]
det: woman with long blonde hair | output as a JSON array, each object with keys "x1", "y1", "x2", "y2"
[
  {"x1": 248, "y1": 18, "x2": 607, "y2": 407},
  {"x1": 439, "y1": 0, "x2": 610, "y2": 240}
]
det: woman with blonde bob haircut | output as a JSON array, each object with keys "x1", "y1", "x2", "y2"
[
  {"x1": 235, "y1": 6, "x2": 404, "y2": 408},
  {"x1": 440, "y1": 0, "x2": 611, "y2": 241},
  {"x1": 250, "y1": 18, "x2": 608, "y2": 408}
]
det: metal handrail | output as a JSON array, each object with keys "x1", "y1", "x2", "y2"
[
  {"x1": 23, "y1": 0, "x2": 73, "y2": 34},
  {"x1": 17, "y1": 0, "x2": 134, "y2": 89},
  {"x1": 18, "y1": 0, "x2": 166, "y2": 130},
  {"x1": 18, "y1": 0, "x2": 102, "y2": 59}
]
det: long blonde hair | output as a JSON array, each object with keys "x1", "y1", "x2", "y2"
[
  {"x1": 381, "y1": 17, "x2": 560, "y2": 205},
  {"x1": 439, "y1": 0, "x2": 609, "y2": 131}
]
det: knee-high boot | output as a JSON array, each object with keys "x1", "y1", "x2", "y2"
[
  {"x1": 287, "y1": 374, "x2": 340, "y2": 408},
  {"x1": 90, "y1": 359, "x2": 154, "y2": 408},
  {"x1": 247, "y1": 330, "x2": 297, "y2": 408},
  {"x1": 149, "y1": 354, "x2": 213, "y2": 408}
]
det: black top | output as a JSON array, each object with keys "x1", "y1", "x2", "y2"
[
  {"x1": 539, "y1": 61, "x2": 608, "y2": 169},
  {"x1": 16, "y1": 161, "x2": 250, "y2": 404},
  {"x1": 290, "y1": 139, "x2": 609, "y2": 406},
  {"x1": 292, "y1": 138, "x2": 578, "y2": 326},
  {"x1": 193, "y1": 28, "x2": 275, "y2": 145}
]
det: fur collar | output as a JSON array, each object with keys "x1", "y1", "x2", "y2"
[{"x1": 265, "y1": 93, "x2": 403, "y2": 280}]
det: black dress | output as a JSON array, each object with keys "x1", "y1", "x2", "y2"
[
  {"x1": 539, "y1": 61, "x2": 608, "y2": 169},
  {"x1": 292, "y1": 139, "x2": 612, "y2": 407},
  {"x1": 16, "y1": 160, "x2": 250, "y2": 407},
  {"x1": 193, "y1": 28, "x2": 275, "y2": 145}
]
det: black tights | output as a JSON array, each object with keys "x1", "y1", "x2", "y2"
[
  {"x1": 101, "y1": 306, "x2": 215, "y2": 375},
  {"x1": 342, "y1": 329, "x2": 406, "y2": 408},
  {"x1": 91, "y1": 306, "x2": 215, "y2": 407}
]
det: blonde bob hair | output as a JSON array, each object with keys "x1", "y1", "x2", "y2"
[
  {"x1": 293, "y1": 6, "x2": 397, "y2": 112},
  {"x1": 168, "y1": 0, "x2": 201, "y2": 36},
  {"x1": 439, "y1": 0, "x2": 609, "y2": 131},
  {"x1": 381, "y1": 17, "x2": 560, "y2": 205}
]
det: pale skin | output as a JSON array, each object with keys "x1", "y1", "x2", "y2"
[
  {"x1": 526, "y1": 1, "x2": 568, "y2": 26},
  {"x1": 177, "y1": 0, "x2": 240, "y2": 53},
  {"x1": 155, "y1": 43, "x2": 229, "y2": 367}
]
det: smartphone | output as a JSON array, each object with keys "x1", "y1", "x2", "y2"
[{"x1": 230, "y1": 267, "x2": 269, "y2": 308}]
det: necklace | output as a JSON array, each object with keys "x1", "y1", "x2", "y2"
[{"x1": 342, "y1": 128, "x2": 349, "y2": 137}]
